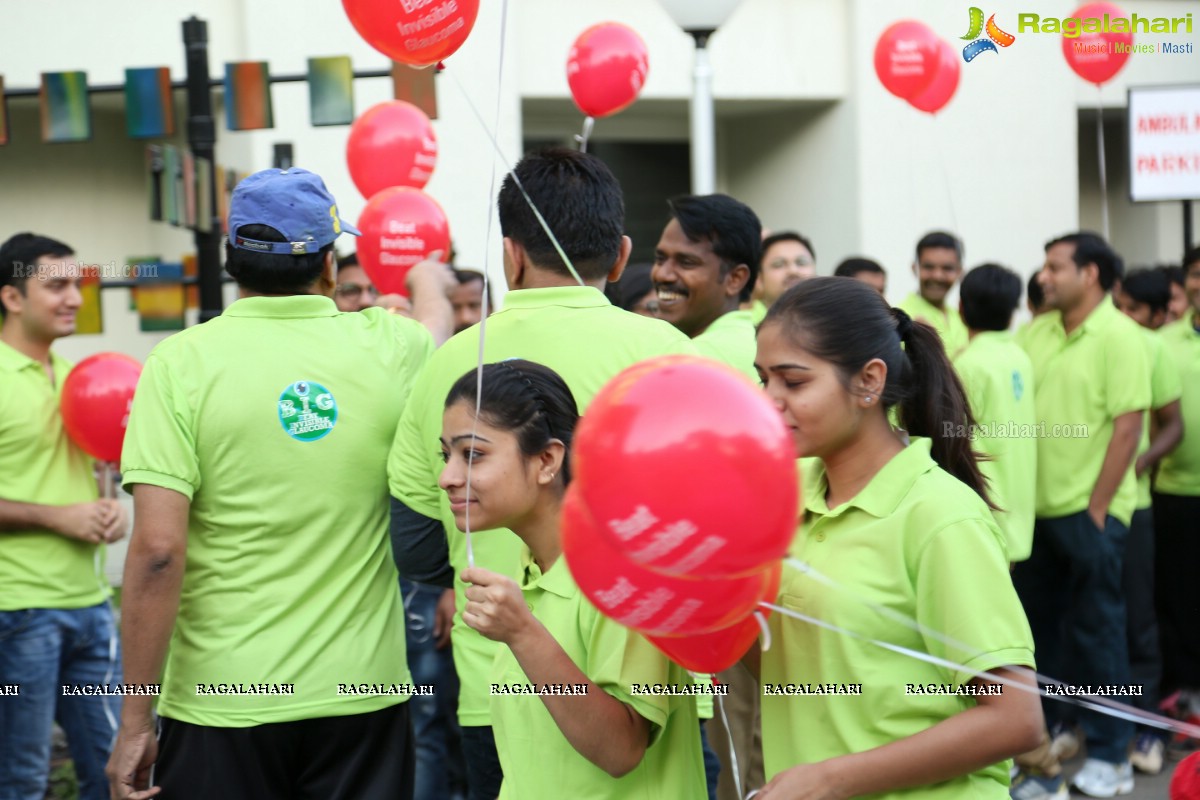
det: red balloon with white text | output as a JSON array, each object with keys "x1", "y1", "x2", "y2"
[
  {"x1": 572, "y1": 355, "x2": 798, "y2": 579},
  {"x1": 342, "y1": 0, "x2": 480, "y2": 66},
  {"x1": 347, "y1": 101, "x2": 438, "y2": 199},
  {"x1": 908, "y1": 39, "x2": 960, "y2": 114},
  {"x1": 1061, "y1": 2, "x2": 1133, "y2": 85},
  {"x1": 356, "y1": 187, "x2": 451, "y2": 296},
  {"x1": 873, "y1": 20, "x2": 942, "y2": 100}
]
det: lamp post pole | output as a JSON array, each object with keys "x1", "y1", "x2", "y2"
[{"x1": 688, "y1": 30, "x2": 717, "y2": 195}]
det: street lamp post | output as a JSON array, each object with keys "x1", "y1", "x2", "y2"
[{"x1": 656, "y1": 0, "x2": 743, "y2": 195}]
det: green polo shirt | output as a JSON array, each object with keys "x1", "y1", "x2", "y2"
[
  {"x1": 693, "y1": 309, "x2": 757, "y2": 381},
  {"x1": 1136, "y1": 329, "x2": 1182, "y2": 508},
  {"x1": 0, "y1": 342, "x2": 105, "y2": 611},
  {"x1": 121, "y1": 295, "x2": 433, "y2": 726},
  {"x1": 387, "y1": 285, "x2": 696, "y2": 727},
  {"x1": 1157, "y1": 312, "x2": 1200, "y2": 496},
  {"x1": 761, "y1": 439, "x2": 1034, "y2": 798},
  {"x1": 898, "y1": 292, "x2": 969, "y2": 359},
  {"x1": 953, "y1": 332, "x2": 1037, "y2": 561},
  {"x1": 749, "y1": 300, "x2": 768, "y2": 326},
  {"x1": 491, "y1": 551, "x2": 706, "y2": 799},
  {"x1": 1017, "y1": 300, "x2": 1151, "y2": 526}
]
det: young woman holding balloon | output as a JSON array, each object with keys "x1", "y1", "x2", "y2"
[
  {"x1": 750, "y1": 277, "x2": 1043, "y2": 799},
  {"x1": 440, "y1": 360, "x2": 707, "y2": 799}
]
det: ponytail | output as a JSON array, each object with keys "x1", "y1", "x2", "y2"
[
  {"x1": 890, "y1": 308, "x2": 994, "y2": 507},
  {"x1": 763, "y1": 277, "x2": 994, "y2": 507}
]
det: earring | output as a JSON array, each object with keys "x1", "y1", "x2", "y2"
[{"x1": 865, "y1": 395, "x2": 873, "y2": 403}]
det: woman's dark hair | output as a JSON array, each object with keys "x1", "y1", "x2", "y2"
[
  {"x1": 1121, "y1": 267, "x2": 1171, "y2": 315},
  {"x1": 960, "y1": 263, "x2": 1021, "y2": 332},
  {"x1": 225, "y1": 224, "x2": 332, "y2": 294},
  {"x1": 445, "y1": 360, "x2": 580, "y2": 485},
  {"x1": 762, "y1": 277, "x2": 993, "y2": 506}
]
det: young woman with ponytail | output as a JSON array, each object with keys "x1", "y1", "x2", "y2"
[{"x1": 751, "y1": 277, "x2": 1043, "y2": 799}]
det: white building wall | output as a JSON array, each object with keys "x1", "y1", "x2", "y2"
[{"x1": 1, "y1": 0, "x2": 1198, "y2": 365}]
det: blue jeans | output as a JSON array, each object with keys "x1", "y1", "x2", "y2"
[
  {"x1": 699, "y1": 719, "x2": 720, "y2": 800},
  {"x1": 400, "y1": 579, "x2": 465, "y2": 800},
  {"x1": 1012, "y1": 511, "x2": 1133, "y2": 764},
  {"x1": 0, "y1": 602, "x2": 121, "y2": 800}
]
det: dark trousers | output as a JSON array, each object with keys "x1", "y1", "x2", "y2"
[
  {"x1": 1123, "y1": 507, "x2": 1161, "y2": 722},
  {"x1": 155, "y1": 703, "x2": 414, "y2": 800},
  {"x1": 459, "y1": 725, "x2": 503, "y2": 800},
  {"x1": 1012, "y1": 511, "x2": 1133, "y2": 763},
  {"x1": 1152, "y1": 492, "x2": 1200, "y2": 694}
]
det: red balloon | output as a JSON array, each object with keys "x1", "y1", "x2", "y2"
[
  {"x1": 562, "y1": 486, "x2": 780, "y2": 636},
  {"x1": 342, "y1": 0, "x2": 480, "y2": 66},
  {"x1": 1171, "y1": 751, "x2": 1200, "y2": 800},
  {"x1": 908, "y1": 39, "x2": 960, "y2": 114},
  {"x1": 873, "y1": 20, "x2": 941, "y2": 100},
  {"x1": 357, "y1": 187, "x2": 451, "y2": 296},
  {"x1": 648, "y1": 602, "x2": 775, "y2": 674},
  {"x1": 60, "y1": 353, "x2": 143, "y2": 463},
  {"x1": 572, "y1": 355, "x2": 798, "y2": 579},
  {"x1": 347, "y1": 101, "x2": 437, "y2": 200},
  {"x1": 1061, "y1": 3, "x2": 1132, "y2": 85},
  {"x1": 566, "y1": 22, "x2": 650, "y2": 118}
]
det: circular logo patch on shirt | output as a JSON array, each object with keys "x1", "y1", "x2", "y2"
[{"x1": 277, "y1": 380, "x2": 337, "y2": 442}]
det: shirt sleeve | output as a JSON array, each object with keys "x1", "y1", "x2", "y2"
[
  {"x1": 120, "y1": 352, "x2": 200, "y2": 500},
  {"x1": 914, "y1": 517, "x2": 1036, "y2": 687},
  {"x1": 1105, "y1": 326, "x2": 1152, "y2": 418},
  {"x1": 583, "y1": 605, "x2": 672, "y2": 745},
  {"x1": 386, "y1": 359, "x2": 443, "y2": 520},
  {"x1": 390, "y1": 496, "x2": 453, "y2": 587},
  {"x1": 1151, "y1": 336, "x2": 1183, "y2": 409}
]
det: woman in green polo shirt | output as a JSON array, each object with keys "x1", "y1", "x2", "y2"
[
  {"x1": 752, "y1": 278, "x2": 1043, "y2": 799},
  {"x1": 439, "y1": 360, "x2": 706, "y2": 799}
]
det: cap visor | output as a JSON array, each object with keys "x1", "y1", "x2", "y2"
[{"x1": 340, "y1": 219, "x2": 362, "y2": 237}]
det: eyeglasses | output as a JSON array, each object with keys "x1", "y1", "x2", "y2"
[
  {"x1": 335, "y1": 282, "x2": 377, "y2": 298},
  {"x1": 632, "y1": 299, "x2": 661, "y2": 315}
]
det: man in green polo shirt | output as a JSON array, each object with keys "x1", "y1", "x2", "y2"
[
  {"x1": 1113, "y1": 267, "x2": 1184, "y2": 774},
  {"x1": 652, "y1": 193, "x2": 763, "y2": 800},
  {"x1": 386, "y1": 147, "x2": 698, "y2": 800},
  {"x1": 1013, "y1": 232, "x2": 1151, "y2": 798},
  {"x1": 1153, "y1": 247, "x2": 1200, "y2": 736},
  {"x1": 652, "y1": 194, "x2": 761, "y2": 382},
  {"x1": 0, "y1": 232, "x2": 128, "y2": 800},
  {"x1": 105, "y1": 168, "x2": 434, "y2": 800},
  {"x1": 749, "y1": 231, "x2": 816, "y2": 325},
  {"x1": 952, "y1": 263, "x2": 1036, "y2": 563},
  {"x1": 899, "y1": 231, "x2": 970, "y2": 358}
]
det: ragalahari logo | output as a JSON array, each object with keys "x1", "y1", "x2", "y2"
[{"x1": 961, "y1": 8, "x2": 1016, "y2": 61}]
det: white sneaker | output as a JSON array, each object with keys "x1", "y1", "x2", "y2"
[
  {"x1": 1071, "y1": 759, "x2": 1134, "y2": 798},
  {"x1": 1129, "y1": 732, "x2": 1164, "y2": 775}
]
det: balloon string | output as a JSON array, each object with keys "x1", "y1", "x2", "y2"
[
  {"x1": 463, "y1": 0, "x2": 510, "y2": 570},
  {"x1": 931, "y1": 115, "x2": 959, "y2": 237},
  {"x1": 753, "y1": 610, "x2": 771, "y2": 652},
  {"x1": 769, "y1": 560, "x2": 1200, "y2": 738},
  {"x1": 574, "y1": 115, "x2": 595, "y2": 153},
  {"x1": 445, "y1": 68, "x2": 585, "y2": 288},
  {"x1": 1097, "y1": 88, "x2": 1110, "y2": 241}
]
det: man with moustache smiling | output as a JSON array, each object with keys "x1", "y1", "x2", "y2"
[
  {"x1": 652, "y1": 194, "x2": 762, "y2": 381},
  {"x1": 899, "y1": 231, "x2": 970, "y2": 358}
]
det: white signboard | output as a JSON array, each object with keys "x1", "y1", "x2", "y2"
[{"x1": 1129, "y1": 85, "x2": 1200, "y2": 202}]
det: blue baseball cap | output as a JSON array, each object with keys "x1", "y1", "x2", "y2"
[{"x1": 228, "y1": 168, "x2": 361, "y2": 255}]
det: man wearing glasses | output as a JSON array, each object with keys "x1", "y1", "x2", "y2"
[{"x1": 750, "y1": 231, "x2": 816, "y2": 324}]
